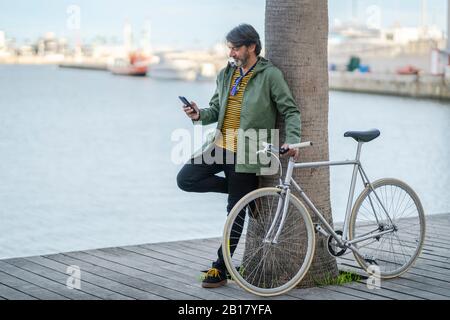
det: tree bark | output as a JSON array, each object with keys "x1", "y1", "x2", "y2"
[{"x1": 262, "y1": 0, "x2": 339, "y2": 287}]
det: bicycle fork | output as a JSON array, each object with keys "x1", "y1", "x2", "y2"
[{"x1": 263, "y1": 188, "x2": 291, "y2": 244}]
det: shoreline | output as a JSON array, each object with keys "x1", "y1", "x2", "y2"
[
  {"x1": 2, "y1": 61, "x2": 450, "y2": 101},
  {"x1": 330, "y1": 71, "x2": 450, "y2": 101}
]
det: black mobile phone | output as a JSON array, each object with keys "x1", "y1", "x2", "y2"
[{"x1": 179, "y1": 96, "x2": 191, "y2": 107}]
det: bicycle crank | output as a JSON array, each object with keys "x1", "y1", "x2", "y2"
[{"x1": 327, "y1": 230, "x2": 347, "y2": 257}]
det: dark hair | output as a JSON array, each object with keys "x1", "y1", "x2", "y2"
[{"x1": 226, "y1": 24, "x2": 262, "y2": 56}]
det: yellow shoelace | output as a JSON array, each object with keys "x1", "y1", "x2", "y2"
[{"x1": 205, "y1": 268, "x2": 221, "y2": 278}]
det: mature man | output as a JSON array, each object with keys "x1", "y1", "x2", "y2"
[{"x1": 177, "y1": 24, "x2": 301, "y2": 288}]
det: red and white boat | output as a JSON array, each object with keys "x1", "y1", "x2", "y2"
[{"x1": 108, "y1": 53, "x2": 149, "y2": 76}]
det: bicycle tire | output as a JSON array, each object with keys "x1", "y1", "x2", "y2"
[
  {"x1": 222, "y1": 187, "x2": 316, "y2": 296},
  {"x1": 349, "y1": 178, "x2": 426, "y2": 278}
]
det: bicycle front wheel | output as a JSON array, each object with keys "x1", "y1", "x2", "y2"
[
  {"x1": 222, "y1": 187, "x2": 315, "y2": 297},
  {"x1": 349, "y1": 178, "x2": 426, "y2": 278}
]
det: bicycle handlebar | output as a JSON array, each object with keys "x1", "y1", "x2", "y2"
[{"x1": 261, "y1": 141, "x2": 313, "y2": 155}]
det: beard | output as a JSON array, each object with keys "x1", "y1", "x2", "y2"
[
  {"x1": 228, "y1": 51, "x2": 249, "y2": 68},
  {"x1": 228, "y1": 58, "x2": 242, "y2": 68}
]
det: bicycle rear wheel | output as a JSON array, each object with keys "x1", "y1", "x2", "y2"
[
  {"x1": 222, "y1": 187, "x2": 315, "y2": 296},
  {"x1": 349, "y1": 178, "x2": 426, "y2": 278}
]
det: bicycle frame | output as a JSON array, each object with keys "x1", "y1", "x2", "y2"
[{"x1": 266, "y1": 141, "x2": 395, "y2": 255}]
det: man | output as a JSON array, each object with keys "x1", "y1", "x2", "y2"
[{"x1": 176, "y1": 24, "x2": 301, "y2": 288}]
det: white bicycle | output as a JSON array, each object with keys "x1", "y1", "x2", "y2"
[{"x1": 222, "y1": 129, "x2": 426, "y2": 297}]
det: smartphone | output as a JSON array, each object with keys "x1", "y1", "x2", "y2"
[{"x1": 179, "y1": 96, "x2": 191, "y2": 107}]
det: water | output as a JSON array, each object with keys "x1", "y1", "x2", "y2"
[{"x1": 0, "y1": 65, "x2": 449, "y2": 259}]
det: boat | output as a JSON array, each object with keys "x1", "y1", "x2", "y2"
[
  {"x1": 108, "y1": 53, "x2": 149, "y2": 76},
  {"x1": 149, "y1": 58, "x2": 198, "y2": 81},
  {"x1": 396, "y1": 65, "x2": 420, "y2": 75}
]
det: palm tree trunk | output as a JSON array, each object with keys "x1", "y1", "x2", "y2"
[{"x1": 262, "y1": 0, "x2": 339, "y2": 287}]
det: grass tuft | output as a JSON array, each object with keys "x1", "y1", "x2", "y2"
[{"x1": 314, "y1": 271, "x2": 362, "y2": 286}]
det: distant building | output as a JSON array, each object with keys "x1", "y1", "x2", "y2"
[
  {"x1": 382, "y1": 26, "x2": 445, "y2": 44},
  {"x1": 447, "y1": 0, "x2": 450, "y2": 50}
]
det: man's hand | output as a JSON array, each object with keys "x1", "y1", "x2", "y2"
[
  {"x1": 183, "y1": 101, "x2": 200, "y2": 121},
  {"x1": 280, "y1": 143, "x2": 299, "y2": 160}
]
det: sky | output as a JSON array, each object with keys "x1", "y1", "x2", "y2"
[{"x1": 0, "y1": 0, "x2": 448, "y2": 49}]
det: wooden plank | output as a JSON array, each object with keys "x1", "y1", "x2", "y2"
[
  {"x1": 398, "y1": 233, "x2": 450, "y2": 253},
  {"x1": 426, "y1": 213, "x2": 450, "y2": 220},
  {"x1": 161, "y1": 240, "x2": 382, "y2": 300},
  {"x1": 153, "y1": 242, "x2": 303, "y2": 300},
  {"x1": 176, "y1": 240, "x2": 220, "y2": 255},
  {"x1": 120, "y1": 246, "x2": 209, "y2": 273},
  {"x1": 135, "y1": 244, "x2": 212, "y2": 270},
  {"x1": 101, "y1": 246, "x2": 211, "y2": 278},
  {"x1": 287, "y1": 286, "x2": 364, "y2": 300},
  {"x1": 180, "y1": 238, "x2": 450, "y2": 299},
  {"x1": 347, "y1": 230, "x2": 450, "y2": 262},
  {"x1": 42, "y1": 253, "x2": 167, "y2": 300},
  {"x1": 380, "y1": 251, "x2": 450, "y2": 280},
  {"x1": 425, "y1": 224, "x2": 450, "y2": 231},
  {"x1": 358, "y1": 279, "x2": 445, "y2": 300},
  {"x1": 159, "y1": 241, "x2": 216, "y2": 255},
  {"x1": 49, "y1": 252, "x2": 197, "y2": 300},
  {"x1": 338, "y1": 260, "x2": 450, "y2": 295},
  {"x1": 186, "y1": 239, "x2": 450, "y2": 282},
  {"x1": 384, "y1": 276, "x2": 450, "y2": 298},
  {"x1": 339, "y1": 281, "x2": 396, "y2": 300},
  {"x1": 90, "y1": 247, "x2": 201, "y2": 280},
  {"x1": 422, "y1": 245, "x2": 450, "y2": 258},
  {"x1": 0, "y1": 261, "x2": 70, "y2": 300},
  {"x1": 87, "y1": 247, "x2": 244, "y2": 300},
  {"x1": 338, "y1": 255, "x2": 450, "y2": 284},
  {"x1": 340, "y1": 255, "x2": 450, "y2": 295},
  {"x1": 414, "y1": 255, "x2": 450, "y2": 270},
  {"x1": 0, "y1": 283, "x2": 36, "y2": 300},
  {"x1": 0, "y1": 213, "x2": 448, "y2": 300},
  {"x1": 0, "y1": 270, "x2": 81, "y2": 300},
  {"x1": 99, "y1": 247, "x2": 270, "y2": 299},
  {"x1": 319, "y1": 284, "x2": 390, "y2": 300},
  {"x1": 143, "y1": 243, "x2": 215, "y2": 269},
  {"x1": 340, "y1": 277, "x2": 422, "y2": 300},
  {"x1": 23, "y1": 256, "x2": 133, "y2": 300},
  {"x1": 62, "y1": 250, "x2": 227, "y2": 300},
  {"x1": 4, "y1": 258, "x2": 101, "y2": 300},
  {"x1": 184, "y1": 238, "x2": 446, "y2": 299},
  {"x1": 426, "y1": 218, "x2": 450, "y2": 226},
  {"x1": 153, "y1": 242, "x2": 220, "y2": 267},
  {"x1": 175, "y1": 241, "x2": 426, "y2": 299},
  {"x1": 422, "y1": 231, "x2": 450, "y2": 244}
]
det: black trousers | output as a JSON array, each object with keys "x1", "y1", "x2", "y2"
[{"x1": 176, "y1": 147, "x2": 258, "y2": 270}]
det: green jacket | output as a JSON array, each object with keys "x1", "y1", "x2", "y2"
[{"x1": 192, "y1": 56, "x2": 301, "y2": 175}]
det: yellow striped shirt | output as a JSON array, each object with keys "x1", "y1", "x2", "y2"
[{"x1": 215, "y1": 68, "x2": 254, "y2": 152}]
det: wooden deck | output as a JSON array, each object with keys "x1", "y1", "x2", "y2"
[{"x1": 0, "y1": 213, "x2": 449, "y2": 300}]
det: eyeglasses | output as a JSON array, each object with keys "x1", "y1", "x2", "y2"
[{"x1": 228, "y1": 45, "x2": 243, "y2": 52}]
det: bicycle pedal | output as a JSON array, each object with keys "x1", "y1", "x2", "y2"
[{"x1": 364, "y1": 258, "x2": 379, "y2": 265}]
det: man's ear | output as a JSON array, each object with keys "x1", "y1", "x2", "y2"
[{"x1": 248, "y1": 43, "x2": 256, "y2": 54}]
